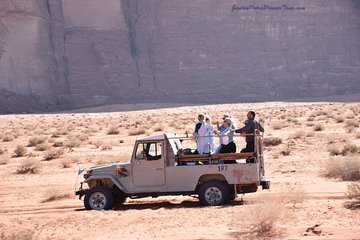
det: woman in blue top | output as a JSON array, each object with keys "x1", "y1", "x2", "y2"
[{"x1": 215, "y1": 117, "x2": 236, "y2": 154}]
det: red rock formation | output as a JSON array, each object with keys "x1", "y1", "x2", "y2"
[{"x1": 0, "y1": 0, "x2": 359, "y2": 112}]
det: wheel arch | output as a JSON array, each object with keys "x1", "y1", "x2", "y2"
[{"x1": 85, "y1": 174, "x2": 126, "y2": 192}]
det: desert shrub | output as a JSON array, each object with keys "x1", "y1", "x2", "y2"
[
  {"x1": 334, "y1": 116, "x2": 344, "y2": 123},
  {"x1": 323, "y1": 156, "x2": 360, "y2": 181},
  {"x1": 356, "y1": 132, "x2": 360, "y2": 139},
  {"x1": 0, "y1": 157, "x2": 8, "y2": 165},
  {"x1": 107, "y1": 126, "x2": 120, "y2": 135},
  {"x1": 347, "y1": 183, "x2": 360, "y2": 202},
  {"x1": 272, "y1": 122, "x2": 282, "y2": 130},
  {"x1": 313, "y1": 124, "x2": 324, "y2": 131},
  {"x1": 341, "y1": 144, "x2": 358, "y2": 156},
  {"x1": 53, "y1": 141, "x2": 63, "y2": 147},
  {"x1": 264, "y1": 137, "x2": 282, "y2": 147},
  {"x1": 77, "y1": 133, "x2": 89, "y2": 141},
  {"x1": 2, "y1": 133, "x2": 14, "y2": 142},
  {"x1": 0, "y1": 148, "x2": 5, "y2": 155},
  {"x1": 249, "y1": 200, "x2": 287, "y2": 236},
  {"x1": 128, "y1": 128, "x2": 147, "y2": 136},
  {"x1": 307, "y1": 117, "x2": 314, "y2": 122},
  {"x1": 153, "y1": 125, "x2": 165, "y2": 132},
  {"x1": 306, "y1": 131, "x2": 315, "y2": 137},
  {"x1": 119, "y1": 139, "x2": 124, "y2": 144},
  {"x1": 0, "y1": 230, "x2": 36, "y2": 240},
  {"x1": 16, "y1": 159, "x2": 41, "y2": 174},
  {"x1": 35, "y1": 142, "x2": 51, "y2": 151},
  {"x1": 65, "y1": 139, "x2": 81, "y2": 148},
  {"x1": 51, "y1": 128, "x2": 68, "y2": 138},
  {"x1": 305, "y1": 122, "x2": 314, "y2": 127},
  {"x1": 60, "y1": 158, "x2": 72, "y2": 168},
  {"x1": 345, "y1": 125, "x2": 356, "y2": 133},
  {"x1": 345, "y1": 120, "x2": 359, "y2": 128},
  {"x1": 101, "y1": 144, "x2": 113, "y2": 151},
  {"x1": 43, "y1": 148, "x2": 64, "y2": 161},
  {"x1": 288, "y1": 131, "x2": 304, "y2": 139},
  {"x1": 90, "y1": 140, "x2": 103, "y2": 148},
  {"x1": 328, "y1": 146, "x2": 340, "y2": 156},
  {"x1": 28, "y1": 136, "x2": 46, "y2": 147},
  {"x1": 41, "y1": 189, "x2": 72, "y2": 203},
  {"x1": 280, "y1": 149, "x2": 291, "y2": 156},
  {"x1": 14, "y1": 145, "x2": 27, "y2": 157}
]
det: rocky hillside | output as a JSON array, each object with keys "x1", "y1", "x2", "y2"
[{"x1": 0, "y1": 0, "x2": 359, "y2": 113}]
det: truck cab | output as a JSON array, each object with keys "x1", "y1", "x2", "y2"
[{"x1": 76, "y1": 133, "x2": 270, "y2": 210}]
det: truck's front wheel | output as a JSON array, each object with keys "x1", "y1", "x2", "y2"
[
  {"x1": 84, "y1": 187, "x2": 114, "y2": 210},
  {"x1": 198, "y1": 180, "x2": 230, "y2": 206}
]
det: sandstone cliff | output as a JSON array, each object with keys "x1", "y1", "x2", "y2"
[{"x1": 0, "y1": 0, "x2": 359, "y2": 113}]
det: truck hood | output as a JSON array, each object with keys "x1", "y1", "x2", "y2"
[{"x1": 87, "y1": 162, "x2": 130, "y2": 175}]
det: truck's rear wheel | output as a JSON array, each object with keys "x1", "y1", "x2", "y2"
[
  {"x1": 199, "y1": 180, "x2": 230, "y2": 206},
  {"x1": 84, "y1": 187, "x2": 114, "y2": 210}
]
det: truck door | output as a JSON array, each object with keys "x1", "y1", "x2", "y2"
[{"x1": 132, "y1": 141, "x2": 165, "y2": 187}]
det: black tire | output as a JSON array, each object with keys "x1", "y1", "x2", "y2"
[
  {"x1": 113, "y1": 197, "x2": 127, "y2": 209},
  {"x1": 198, "y1": 180, "x2": 230, "y2": 206},
  {"x1": 84, "y1": 187, "x2": 114, "y2": 210}
]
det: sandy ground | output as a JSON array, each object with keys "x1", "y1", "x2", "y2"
[{"x1": 0, "y1": 102, "x2": 359, "y2": 239}]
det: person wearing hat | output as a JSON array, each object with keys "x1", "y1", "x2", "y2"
[
  {"x1": 234, "y1": 110, "x2": 264, "y2": 153},
  {"x1": 215, "y1": 117, "x2": 236, "y2": 154},
  {"x1": 216, "y1": 114, "x2": 236, "y2": 132}
]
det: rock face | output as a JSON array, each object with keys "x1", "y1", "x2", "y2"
[{"x1": 0, "y1": 0, "x2": 359, "y2": 112}]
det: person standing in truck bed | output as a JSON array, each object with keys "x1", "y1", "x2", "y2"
[{"x1": 234, "y1": 110, "x2": 264, "y2": 153}]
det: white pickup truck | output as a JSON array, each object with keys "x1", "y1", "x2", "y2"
[{"x1": 75, "y1": 133, "x2": 270, "y2": 210}]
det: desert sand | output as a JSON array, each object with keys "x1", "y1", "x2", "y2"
[{"x1": 0, "y1": 102, "x2": 359, "y2": 239}]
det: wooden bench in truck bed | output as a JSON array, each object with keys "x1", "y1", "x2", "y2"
[{"x1": 177, "y1": 152, "x2": 255, "y2": 162}]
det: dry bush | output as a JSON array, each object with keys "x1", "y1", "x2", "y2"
[
  {"x1": 28, "y1": 136, "x2": 46, "y2": 147},
  {"x1": 153, "y1": 125, "x2": 165, "y2": 132},
  {"x1": 323, "y1": 155, "x2": 360, "y2": 181},
  {"x1": 0, "y1": 156, "x2": 8, "y2": 165},
  {"x1": 356, "y1": 132, "x2": 360, "y2": 139},
  {"x1": 52, "y1": 141, "x2": 63, "y2": 147},
  {"x1": 328, "y1": 146, "x2": 340, "y2": 156},
  {"x1": 90, "y1": 140, "x2": 103, "y2": 148},
  {"x1": 272, "y1": 122, "x2": 282, "y2": 130},
  {"x1": 128, "y1": 128, "x2": 147, "y2": 136},
  {"x1": 341, "y1": 144, "x2": 358, "y2": 156},
  {"x1": 51, "y1": 128, "x2": 68, "y2": 138},
  {"x1": 288, "y1": 131, "x2": 304, "y2": 139},
  {"x1": 0, "y1": 230, "x2": 36, "y2": 240},
  {"x1": 60, "y1": 158, "x2": 72, "y2": 168},
  {"x1": 307, "y1": 117, "x2": 314, "y2": 122},
  {"x1": 313, "y1": 124, "x2": 324, "y2": 131},
  {"x1": 280, "y1": 185, "x2": 307, "y2": 207},
  {"x1": 16, "y1": 158, "x2": 41, "y2": 174},
  {"x1": 77, "y1": 133, "x2": 89, "y2": 141},
  {"x1": 101, "y1": 144, "x2": 113, "y2": 151},
  {"x1": 264, "y1": 137, "x2": 282, "y2": 147},
  {"x1": 345, "y1": 125, "x2": 356, "y2": 133},
  {"x1": 249, "y1": 200, "x2": 288, "y2": 236},
  {"x1": 2, "y1": 133, "x2": 14, "y2": 142},
  {"x1": 306, "y1": 131, "x2": 315, "y2": 137},
  {"x1": 14, "y1": 145, "x2": 27, "y2": 157},
  {"x1": 35, "y1": 142, "x2": 51, "y2": 151},
  {"x1": 43, "y1": 148, "x2": 64, "y2": 161},
  {"x1": 119, "y1": 139, "x2": 125, "y2": 144},
  {"x1": 280, "y1": 148, "x2": 291, "y2": 156},
  {"x1": 347, "y1": 183, "x2": 360, "y2": 202},
  {"x1": 41, "y1": 189, "x2": 72, "y2": 203},
  {"x1": 0, "y1": 148, "x2": 4, "y2": 155},
  {"x1": 345, "y1": 120, "x2": 359, "y2": 128},
  {"x1": 334, "y1": 116, "x2": 344, "y2": 123},
  {"x1": 107, "y1": 126, "x2": 120, "y2": 135},
  {"x1": 65, "y1": 138, "x2": 81, "y2": 148},
  {"x1": 305, "y1": 122, "x2": 314, "y2": 127}
]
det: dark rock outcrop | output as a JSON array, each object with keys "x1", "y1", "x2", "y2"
[{"x1": 0, "y1": 0, "x2": 359, "y2": 113}]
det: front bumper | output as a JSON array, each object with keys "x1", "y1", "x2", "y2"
[{"x1": 75, "y1": 189, "x2": 88, "y2": 199}]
